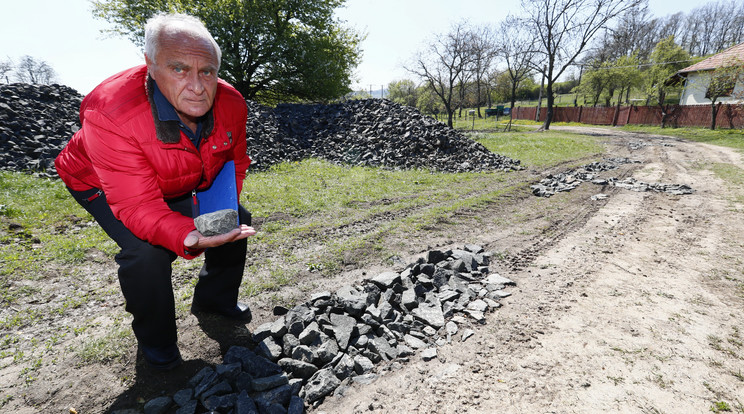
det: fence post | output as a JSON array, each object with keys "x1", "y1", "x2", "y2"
[
  {"x1": 626, "y1": 105, "x2": 633, "y2": 125},
  {"x1": 612, "y1": 102, "x2": 620, "y2": 126},
  {"x1": 577, "y1": 106, "x2": 583, "y2": 123}
]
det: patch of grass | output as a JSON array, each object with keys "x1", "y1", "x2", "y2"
[
  {"x1": 242, "y1": 158, "x2": 501, "y2": 220},
  {"x1": 0, "y1": 395, "x2": 12, "y2": 409},
  {"x1": 0, "y1": 308, "x2": 43, "y2": 330},
  {"x1": 472, "y1": 130, "x2": 604, "y2": 168},
  {"x1": 708, "y1": 163, "x2": 744, "y2": 187},
  {"x1": 0, "y1": 172, "x2": 115, "y2": 280},
  {"x1": 75, "y1": 325, "x2": 135, "y2": 365},
  {"x1": 711, "y1": 401, "x2": 732, "y2": 413},
  {"x1": 621, "y1": 125, "x2": 744, "y2": 151}
]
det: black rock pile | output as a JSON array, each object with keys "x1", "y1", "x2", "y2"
[
  {"x1": 0, "y1": 83, "x2": 83, "y2": 177},
  {"x1": 0, "y1": 83, "x2": 521, "y2": 178},
  {"x1": 136, "y1": 244, "x2": 516, "y2": 414},
  {"x1": 246, "y1": 99, "x2": 521, "y2": 173}
]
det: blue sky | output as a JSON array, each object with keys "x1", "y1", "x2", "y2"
[{"x1": 2, "y1": 0, "x2": 704, "y2": 95}]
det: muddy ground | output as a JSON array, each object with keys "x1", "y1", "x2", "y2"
[{"x1": 3, "y1": 126, "x2": 743, "y2": 413}]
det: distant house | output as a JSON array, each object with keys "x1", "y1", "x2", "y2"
[{"x1": 677, "y1": 42, "x2": 744, "y2": 105}]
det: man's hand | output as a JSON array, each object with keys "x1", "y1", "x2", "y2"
[{"x1": 184, "y1": 225, "x2": 256, "y2": 251}]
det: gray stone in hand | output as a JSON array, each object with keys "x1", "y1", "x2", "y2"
[{"x1": 194, "y1": 209, "x2": 238, "y2": 236}]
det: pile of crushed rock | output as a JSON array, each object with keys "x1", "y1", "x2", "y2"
[
  {"x1": 126, "y1": 244, "x2": 515, "y2": 414},
  {"x1": 0, "y1": 83, "x2": 521, "y2": 178}
]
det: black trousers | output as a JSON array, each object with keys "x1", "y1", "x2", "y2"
[{"x1": 68, "y1": 187, "x2": 249, "y2": 348}]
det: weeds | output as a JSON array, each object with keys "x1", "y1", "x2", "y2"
[
  {"x1": 710, "y1": 401, "x2": 731, "y2": 412},
  {"x1": 75, "y1": 326, "x2": 135, "y2": 365}
]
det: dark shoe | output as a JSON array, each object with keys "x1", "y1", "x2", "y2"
[
  {"x1": 191, "y1": 300, "x2": 252, "y2": 322},
  {"x1": 140, "y1": 343, "x2": 182, "y2": 371}
]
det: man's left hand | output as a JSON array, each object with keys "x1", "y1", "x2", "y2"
[{"x1": 184, "y1": 225, "x2": 256, "y2": 250}]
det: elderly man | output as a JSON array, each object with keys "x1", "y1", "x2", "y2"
[{"x1": 55, "y1": 13, "x2": 255, "y2": 370}]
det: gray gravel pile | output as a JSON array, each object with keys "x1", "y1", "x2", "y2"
[
  {"x1": 530, "y1": 158, "x2": 639, "y2": 197},
  {"x1": 137, "y1": 244, "x2": 516, "y2": 414},
  {"x1": 531, "y1": 157, "x2": 694, "y2": 198},
  {"x1": 0, "y1": 83, "x2": 520, "y2": 178}
]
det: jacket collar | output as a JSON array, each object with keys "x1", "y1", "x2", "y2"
[{"x1": 146, "y1": 75, "x2": 215, "y2": 144}]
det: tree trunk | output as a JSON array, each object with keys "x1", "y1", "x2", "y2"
[
  {"x1": 710, "y1": 101, "x2": 720, "y2": 130},
  {"x1": 542, "y1": 83, "x2": 555, "y2": 130}
]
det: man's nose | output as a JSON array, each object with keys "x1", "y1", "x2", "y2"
[{"x1": 187, "y1": 72, "x2": 205, "y2": 94}]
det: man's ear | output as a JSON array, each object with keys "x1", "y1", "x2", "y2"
[{"x1": 144, "y1": 54, "x2": 154, "y2": 74}]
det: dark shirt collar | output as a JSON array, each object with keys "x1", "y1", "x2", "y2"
[{"x1": 151, "y1": 80, "x2": 203, "y2": 144}]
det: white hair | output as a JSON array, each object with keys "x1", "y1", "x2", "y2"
[{"x1": 144, "y1": 13, "x2": 222, "y2": 69}]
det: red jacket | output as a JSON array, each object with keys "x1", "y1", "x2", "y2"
[{"x1": 55, "y1": 65, "x2": 250, "y2": 259}]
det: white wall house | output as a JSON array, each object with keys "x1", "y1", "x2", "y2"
[{"x1": 678, "y1": 42, "x2": 744, "y2": 105}]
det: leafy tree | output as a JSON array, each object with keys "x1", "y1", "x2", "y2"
[
  {"x1": 575, "y1": 60, "x2": 612, "y2": 106},
  {"x1": 520, "y1": 0, "x2": 642, "y2": 130},
  {"x1": 13, "y1": 56, "x2": 57, "y2": 84},
  {"x1": 416, "y1": 85, "x2": 444, "y2": 118},
  {"x1": 644, "y1": 36, "x2": 690, "y2": 128},
  {"x1": 702, "y1": 58, "x2": 744, "y2": 130},
  {"x1": 387, "y1": 79, "x2": 419, "y2": 108},
  {"x1": 91, "y1": 0, "x2": 363, "y2": 104}
]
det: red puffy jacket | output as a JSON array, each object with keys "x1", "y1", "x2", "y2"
[{"x1": 55, "y1": 65, "x2": 250, "y2": 259}]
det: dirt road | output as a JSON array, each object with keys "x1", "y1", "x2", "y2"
[
  {"x1": 317, "y1": 128, "x2": 744, "y2": 413},
  {"x1": 5, "y1": 127, "x2": 743, "y2": 413}
]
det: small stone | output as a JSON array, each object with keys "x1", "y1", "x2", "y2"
[
  {"x1": 484, "y1": 273, "x2": 516, "y2": 286},
  {"x1": 173, "y1": 389, "x2": 193, "y2": 407},
  {"x1": 287, "y1": 395, "x2": 305, "y2": 414},
  {"x1": 252, "y1": 374, "x2": 289, "y2": 392},
  {"x1": 353, "y1": 355, "x2": 375, "y2": 374},
  {"x1": 304, "y1": 368, "x2": 341, "y2": 403},
  {"x1": 235, "y1": 390, "x2": 259, "y2": 414},
  {"x1": 369, "y1": 271, "x2": 401, "y2": 288},
  {"x1": 144, "y1": 397, "x2": 172, "y2": 414},
  {"x1": 403, "y1": 334, "x2": 428, "y2": 349},
  {"x1": 421, "y1": 348, "x2": 438, "y2": 361},
  {"x1": 175, "y1": 400, "x2": 197, "y2": 414},
  {"x1": 445, "y1": 321, "x2": 458, "y2": 336},
  {"x1": 279, "y1": 358, "x2": 318, "y2": 380},
  {"x1": 194, "y1": 208, "x2": 238, "y2": 236},
  {"x1": 461, "y1": 329, "x2": 475, "y2": 342}
]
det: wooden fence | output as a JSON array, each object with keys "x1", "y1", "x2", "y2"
[{"x1": 511, "y1": 103, "x2": 744, "y2": 129}]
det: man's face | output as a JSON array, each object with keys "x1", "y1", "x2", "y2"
[{"x1": 146, "y1": 30, "x2": 219, "y2": 128}]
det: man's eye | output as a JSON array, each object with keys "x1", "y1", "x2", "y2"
[
  {"x1": 173, "y1": 67, "x2": 183, "y2": 73},
  {"x1": 202, "y1": 70, "x2": 213, "y2": 76}
]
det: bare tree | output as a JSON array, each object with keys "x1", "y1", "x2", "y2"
[
  {"x1": 405, "y1": 21, "x2": 473, "y2": 128},
  {"x1": 0, "y1": 58, "x2": 12, "y2": 84},
  {"x1": 595, "y1": 2, "x2": 657, "y2": 61},
  {"x1": 496, "y1": 16, "x2": 536, "y2": 118},
  {"x1": 14, "y1": 55, "x2": 57, "y2": 84},
  {"x1": 521, "y1": 0, "x2": 642, "y2": 130},
  {"x1": 679, "y1": 1, "x2": 744, "y2": 57},
  {"x1": 467, "y1": 24, "x2": 498, "y2": 118}
]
